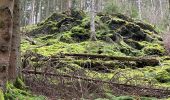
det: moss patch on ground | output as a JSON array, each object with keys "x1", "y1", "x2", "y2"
[
  {"x1": 0, "y1": 89, "x2": 4, "y2": 100},
  {"x1": 5, "y1": 81, "x2": 46, "y2": 100}
]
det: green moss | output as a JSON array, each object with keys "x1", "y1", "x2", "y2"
[
  {"x1": 135, "y1": 21, "x2": 157, "y2": 34},
  {"x1": 60, "y1": 31, "x2": 74, "y2": 43},
  {"x1": 71, "y1": 26, "x2": 89, "y2": 42},
  {"x1": 14, "y1": 78, "x2": 26, "y2": 90},
  {"x1": 108, "y1": 17, "x2": 126, "y2": 30},
  {"x1": 156, "y1": 70, "x2": 170, "y2": 83},
  {"x1": 142, "y1": 43, "x2": 165, "y2": 56},
  {"x1": 71, "y1": 26, "x2": 85, "y2": 33},
  {"x1": 124, "y1": 39, "x2": 144, "y2": 50},
  {"x1": 115, "y1": 96, "x2": 134, "y2": 100},
  {"x1": 0, "y1": 89, "x2": 4, "y2": 100},
  {"x1": 70, "y1": 10, "x2": 86, "y2": 20},
  {"x1": 5, "y1": 82, "x2": 46, "y2": 100}
]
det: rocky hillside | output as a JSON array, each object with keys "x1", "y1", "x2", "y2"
[
  {"x1": 25, "y1": 10, "x2": 165, "y2": 57},
  {"x1": 21, "y1": 10, "x2": 170, "y2": 99}
]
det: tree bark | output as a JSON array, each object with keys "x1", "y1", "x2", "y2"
[
  {"x1": 0, "y1": 0, "x2": 14, "y2": 90},
  {"x1": 31, "y1": 0, "x2": 36, "y2": 24},
  {"x1": 9, "y1": 0, "x2": 20, "y2": 81},
  {"x1": 90, "y1": 0, "x2": 97, "y2": 41},
  {"x1": 137, "y1": 0, "x2": 142, "y2": 20},
  {"x1": 168, "y1": 0, "x2": 170, "y2": 31}
]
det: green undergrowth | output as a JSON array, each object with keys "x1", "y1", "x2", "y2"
[
  {"x1": 22, "y1": 35, "x2": 164, "y2": 57},
  {"x1": 0, "y1": 89, "x2": 4, "y2": 100},
  {"x1": 4, "y1": 78, "x2": 46, "y2": 100}
]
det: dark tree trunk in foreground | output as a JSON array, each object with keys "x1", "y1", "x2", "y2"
[
  {"x1": 9, "y1": 0, "x2": 20, "y2": 81},
  {"x1": 0, "y1": 0, "x2": 14, "y2": 91}
]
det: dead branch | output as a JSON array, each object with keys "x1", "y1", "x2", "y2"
[
  {"x1": 22, "y1": 70, "x2": 170, "y2": 98},
  {"x1": 63, "y1": 53, "x2": 160, "y2": 66}
]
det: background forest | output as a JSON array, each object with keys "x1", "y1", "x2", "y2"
[{"x1": 21, "y1": 0, "x2": 170, "y2": 31}]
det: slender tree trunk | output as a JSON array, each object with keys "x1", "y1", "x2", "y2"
[
  {"x1": 38, "y1": 0, "x2": 42, "y2": 22},
  {"x1": 137, "y1": 0, "x2": 142, "y2": 20},
  {"x1": 68, "y1": 0, "x2": 72, "y2": 10},
  {"x1": 169, "y1": 0, "x2": 170, "y2": 12},
  {"x1": 9, "y1": 0, "x2": 20, "y2": 81},
  {"x1": 46, "y1": 0, "x2": 50, "y2": 18},
  {"x1": 0, "y1": 0, "x2": 14, "y2": 90},
  {"x1": 31, "y1": 0, "x2": 35, "y2": 24},
  {"x1": 159, "y1": 0, "x2": 163, "y2": 19},
  {"x1": 35, "y1": 1, "x2": 39, "y2": 24},
  {"x1": 90, "y1": 0, "x2": 97, "y2": 41},
  {"x1": 53, "y1": 0, "x2": 56, "y2": 12},
  {"x1": 167, "y1": 0, "x2": 170, "y2": 31}
]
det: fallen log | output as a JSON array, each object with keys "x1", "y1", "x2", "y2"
[
  {"x1": 64, "y1": 53, "x2": 160, "y2": 66},
  {"x1": 22, "y1": 70, "x2": 170, "y2": 98}
]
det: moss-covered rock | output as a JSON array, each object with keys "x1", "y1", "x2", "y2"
[
  {"x1": 63, "y1": 10, "x2": 86, "y2": 20},
  {"x1": 108, "y1": 18, "x2": 126, "y2": 30},
  {"x1": 135, "y1": 21, "x2": 158, "y2": 34},
  {"x1": 124, "y1": 39, "x2": 144, "y2": 50},
  {"x1": 57, "y1": 17, "x2": 81, "y2": 32},
  {"x1": 111, "y1": 13, "x2": 134, "y2": 22},
  {"x1": 26, "y1": 10, "x2": 164, "y2": 57}
]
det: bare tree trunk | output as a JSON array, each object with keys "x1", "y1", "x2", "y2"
[
  {"x1": 159, "y1": 0, "x2": 163, "y2": 19},
  {"x1": 68, "y1": 0, "x2": 72, "y2": 10},
  {"x1": 29, "y1": 0, "x2": 35, "y2": 24},
  {"x1": 46, "y1": 0, "x2": 50, "y2": 18},
  {"x1": 9, "y1": 0, "x2": 20, "y2": 81},
  {"x1": 167, "y1": 0, "x2": 170, "y2": 31},
  {"x1": 169, "y1": 0, "x2": 170, "y2": 12},
  {"x1": 90, "y1": 0, "x2": 97, "y2": 41},
  {"x1": 53, "y1": 0, "x2": 56, "y2": 12},
  {"x1": 0, "y1": 0, "x2": 14, "y2": 91},
  {"x1": 137, "y1": 0, "x2": 142, "y2": 20},
  {"x1": 38, "y1": 0, "x2": 42, "y2": 22}
]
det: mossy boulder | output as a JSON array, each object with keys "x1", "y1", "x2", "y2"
[
  {"x1": 57, "y1": 17, "x2": 81, "y2": 32},
  {"x1": 124, "y1": 39, "x2": 144, "y2": 50},
  {"x1": 63, "y1": 10, "x2": 86, "y2": 20},
  {"x1": 135, "y1": 21, "x2": 158, "y2": 34},
  {"x1": 100, "y1": 15, "x2": 112, "y2": 23},
  {"x1": 71, "y1": 27, "x2": 90, "y2": 42},
  {"x1": 60, "y1": 27, "x2": 89, "y2": 43},
  {"x1": 39, "y1": 13, "x2": 66, "y2": 26},
  {"x1": 26, "y1": 10, "x2": 164, "y2": 56},
  {"x1": 111, "y1": 13, "x2": 134, "y2": 22},
  {"x1": 108, "y1": 18, "x2": 126, "y2": 30}
]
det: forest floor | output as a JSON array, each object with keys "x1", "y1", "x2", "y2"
[{"x1": 7, "y1": 10, "x2": 170, "y2": 100}]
